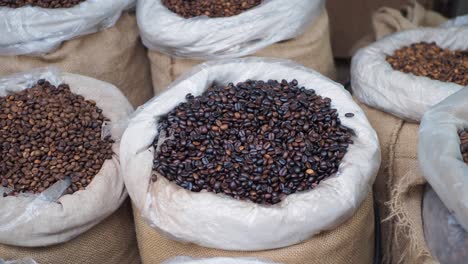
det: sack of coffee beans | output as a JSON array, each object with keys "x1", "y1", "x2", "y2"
[
  {"x1": 419, "y1": 88, "x2": 468, "y2": 232},
  {"x1": 0, "y1": 68, "x2": 138, "y2": 263},
  {"x1": 0, "y1": 12, "x2": 153, "y2": 107},
  {"x1": 351, "y1": 27, "x2": 468, "y2": 122},
  {"x1": 0, "y1": 0, "x2": 133, "y2": 54},
  {"x1": 423, "y1": 186, "x2": 467, "y2": 264},
  {"x1": 358, "y1": 103, "x2": 435, "y2": 264},
  {"x1": 138, "y1": 0, "x2": 323, "y2": 59},
  {"x1": 162, "y1": 257, "x2": 280, "y2": 264},
  {"x1": 121, "y1": 58, "x2": 379, "y2": 263},
  {"x1": 139, "y1": 0, "x2": 335, "y2": 94}
]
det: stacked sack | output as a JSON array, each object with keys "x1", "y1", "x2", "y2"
[
  {"x1": 0, "y1": 68, "x2": 139, "y2": 264},
  {"x1": 419, "y1": 88, "x2": 468, "y2": 264},
  {"x1": 351, "y1": 25, "x2": 468, "y2": 264},
  {"x1": 0, "y1": 0, "x2": 153, "y2": 107},
  {"x1": 121, "y1": 58, "x2": 380, "y2": 264},
  {"x1": 137, "y1": 0, "x2": 336, "y2": 94}
]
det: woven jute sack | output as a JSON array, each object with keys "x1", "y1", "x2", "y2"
[
  {"x1": 133, "y1": 192, "x2": 374, "y2": 264},
  {"x1": 360, "y1": 104, "x2": 436, "y2": 264},
  {"x1": 148, "y1": 9, "x2": 336, "y2": 95},
  {"x1": 0, "y1": 12, "x2": 153, "y2": 107},
  {"x1": 0, "y1": 200, "x2": 140, "y2": 264}
]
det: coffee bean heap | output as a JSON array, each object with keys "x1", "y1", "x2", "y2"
[
  {"x1": 152, "y1": 79, "x2": 355, "y2": 205},
  {"x1": 0, "y1": 0, "x2": 85, "y2": 9},
  {"x1": 161, "y1": 0, "x2": 262, "y2": 18},
  {"x1": 460, "y1": 130, "x2": 468, "y2": 164},
  {"x1": 0, "y1": 80, "x2": 113, "y2": 197},
  {"x1": 386, "y1": 42, "x2": 468, "y2": 86}
]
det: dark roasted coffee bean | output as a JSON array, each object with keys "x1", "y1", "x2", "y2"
[
  {"x1": 0, "y1": 80, "x2": 113, "y2": 196},
  {"x1": 386, "y1": 42, "x2": 468, "y2": 86},
  {"x1": 161, "y1": 0, "x2": 262, "y2": 18},
  {"x1": 0, "y1": 0, "x2": 85, "y2": 8},
  {"x1": 152, "y1": 79, "x2": 354, "y2": 205}
]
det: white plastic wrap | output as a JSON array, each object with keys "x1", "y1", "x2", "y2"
[
  {"x1": 0, "y1": 259, "x2": 37, "y2": 264},
  {"x1": 441, "y1": 14, "x2": 468, "y2": 28},
  {"x1": 423, "y1": 186, "x2": 467, "y2": 264},
  {"x1": 419, "y1": 88, "x2": 468, "y2": 231},
  {"x1": 137, "y1": 0, "x2": 324, "y2": 59},
  {"x1": 162, "y1": 257, "x2": 281, "y2": 264},
  {"x1": 120, "y1": 58, "x2": 380, "y2": 251},
  {"x1": 351, "y1": 27, "x2": 468, "y2": 122},
  {"x1": 0, "y1": 68, "x2": 133, "y2": 247},
  {"x1": 0, "y1": 0, "x2": 134, "y2": 55}
]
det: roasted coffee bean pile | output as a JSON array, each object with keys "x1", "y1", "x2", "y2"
[
  {"x1": 152, "y1": 79, "x2": 355, "y2": 204},
  {"x1": 386, "y1": 42, "x2": 468, "y2": 86},
  {"x1": 161, "y1": 0, "x2": 262, "y2": 18},
  {"x1": 0, "y1": 80, "x2": 113, "y2": 196},
  {"x1": 460, "y1": 130, "x2": 468, "y2": 164},
  {"x1": 0, "y1": 0, "x2": 85, "y2": 8}
]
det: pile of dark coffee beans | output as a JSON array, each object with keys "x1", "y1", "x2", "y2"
[
  {"x1": 0, "y1": 0, "x2": 85, "y2": 8},
  {"x1": 0, "y1": 80, "x2": 113, "y2": 196},
  {"x1": 460, "y1": 130, "x2": 468, "y2": 164},
  {"x1": 161, "y1": 0, "x2": 262, "y2": 18},
  {"x1": 386, "y1": 42, "x2": 468, "y2": 86},
  {"x1": 152, "y1": 79, "x2": 355, "y2": 205}
]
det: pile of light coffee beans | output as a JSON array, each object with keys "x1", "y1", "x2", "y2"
[
  {"x1": 152, "y1": 79, "x2": 355, "y2": 205},
  {"x1": 161, "y1": 0, "x2": 262, "y2": 18},
  {"x1": 386, "y1": 42, "x2": 468, "y2": 86},
  {"x1": 0, "y1": 0, "x2": 85, "y2": 8},
  {"x1": 460, "y1": 130, "x2": 468, "y2": 164},
  {"x1": 0, "y1": 80, "x2": 113, "y2": 196}
]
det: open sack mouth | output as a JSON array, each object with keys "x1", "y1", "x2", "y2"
[{"x1": 151, "y1": 78, "x2": 356, "y2": 205}]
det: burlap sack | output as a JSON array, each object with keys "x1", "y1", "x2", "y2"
[
  {"x1": 0, "y1": 200, "x2": 140, "y2": 264},
  {"x1": 360, "y1": 104, "x2": 436, "y2": 264},
  {"x1": 351, "y1": 1, "x2": 447, "y2": 55},
  {"x1": 0, "y1": 12, "x2": 153, "y2": 107},
  {"x1": 148, "y1": 9, "x2": 335, "y2": 95},
  {"x1": 133, "y1": 192, "x2": 374, "y2": 264}
]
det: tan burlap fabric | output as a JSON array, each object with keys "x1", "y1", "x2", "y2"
[
  {"x1": 360, "y1": 104, "x2": 436, "y2": 264},
  {"x1": 0, "y1": 200, "x2": 140, "y2": 264},
  {"x1": 0, "y1": 12, "x2": 153, "y2": 107},
  {"x1": 352, "y1": 1, "x2": 447, "y2": 54},
  {"x1": 148, "y1": 9, "x2": 336, "y2": 95},
  {"x1": 133, "y1": 192, "x2": 374, "y2": 264}
]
